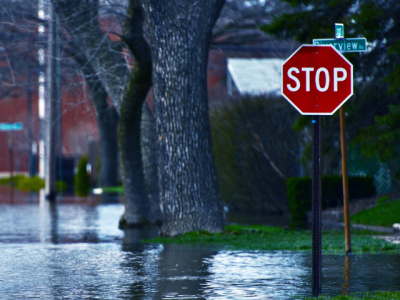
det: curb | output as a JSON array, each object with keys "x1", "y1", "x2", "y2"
[{"x1": 322, "y1": 221, "x2": 393, "y2": 233}]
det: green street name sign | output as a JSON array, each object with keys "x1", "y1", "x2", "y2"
[
  {"x1": 312, "y1": 38, "x2": 367, "y2": 52},
  {"x1": 0, "y1": 122, "x2": 23, "y2": 131}
]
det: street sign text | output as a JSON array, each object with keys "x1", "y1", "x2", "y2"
[
  {"x1": 281, "y1": 45, "x2": 353, "y2": 115},
  {"x1": 313, "y1": 38, "x2": 367, "y2": 52}
]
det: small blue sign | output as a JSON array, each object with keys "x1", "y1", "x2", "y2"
[{"x1": 0, "y1": 122, "x2": 23, "y2": 131}]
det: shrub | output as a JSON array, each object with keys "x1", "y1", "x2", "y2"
[
  {"x1": 0, "y1": 174, "x2": 27, "y2": 187},
  {"x1": 286, "y1": 177, "x2": 312, "y2": 221},
  {"x1": 0, "y1": 175, "x2": 45, "y2": 192},
  {"x1": 17, "y1": 176, "x2": 45, "y2": 192},
  {"x1": 210, "y1": 95, "x2": 302, "y2": 214},
  {"x1": 287, "y1": 175, "x2": 376, "y2": 221},
  {"x1": 74, "y1": 154, "x2": 90, "y2": 197}
]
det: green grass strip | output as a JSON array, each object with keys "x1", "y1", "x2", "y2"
[
  {"x1": 101, "y1": 186, "x2": 124, "y2": 193},
  {"x1": 301, "y1": 290, "x2": 400, "y2": 299},
  {"x1": 351, "y1": 199, "x2": 400, "y2": 227},
  {"x1": 143, "y1": 224, "x2": 400, "y2": 254}
]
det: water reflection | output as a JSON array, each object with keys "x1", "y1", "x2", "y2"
[
  {"x1": 49, "y1": 201, "x2": 60, "y2": 244},
  {"x1": 342, "y1": 255, "x2": 351, "y2": 295},
  {"x1": 204, "y1": 251, "x2": 311, "y2": 298},
  {"x1": 1, "y1": 195, "x2": 400, "y2": 298},
  {"x1": 99, "y1": 192, "x2": 120, "y2": 204},
  {"x1": 156, "y1": 244, "x2": 217, "y2": 299}
]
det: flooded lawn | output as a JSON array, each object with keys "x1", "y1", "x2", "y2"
[{"x1": 1, "y1": 190, "x2": 400, "y2": 299}]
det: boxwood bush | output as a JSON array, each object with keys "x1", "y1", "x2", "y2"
[{"x1": 287, "y1": 175, "x2": 376, "y2": 221}]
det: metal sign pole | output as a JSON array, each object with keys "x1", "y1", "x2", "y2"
[{"x1": 312, "y1": 116, "x2": 322, "y2": 296}]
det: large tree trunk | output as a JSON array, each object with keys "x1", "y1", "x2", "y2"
[{"x1": 140, "y1": 0, "x2": 227, "y2": 236}]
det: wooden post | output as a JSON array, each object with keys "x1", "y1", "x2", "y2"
[{"x1": 340, "y1": 106, "x2": 351, "y2": 255}]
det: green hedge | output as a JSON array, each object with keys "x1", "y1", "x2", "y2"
[
  {"x1": 0, "y1": 175, "x2": 45, "y2": 192},
  {"x1": 17, "y1": 176, "x2": 45, "y2": 192},
  {"x1": 0, "y1": 174, "x2": 27, "y2": 187},
  {"x1": 287, "y1": 175, "x2": 376, "y2": 221}
]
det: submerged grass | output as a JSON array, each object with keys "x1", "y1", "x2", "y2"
[
  {"x1": 351, "y1": 199, "x2": 400, "y2": 227},
  {"x1": 301, "y1": 290, "x2": 400, "y2": 299},
  {"x1": 143, "y1": 224, "x2": 400, "y2": 254}
]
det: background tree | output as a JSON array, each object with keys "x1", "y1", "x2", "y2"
[
  {"x1": 261, "y1": 0, "x2": 400, "y2": 179},
  {"x1": 0, "y1": 0, "x2": 123, "y2": 190},
  {"x1": 0, "y1": 0, "x2": 41, "y2": 171},
  {"x1": 213, "y1": 0, "x2": 294, "y2": 46},
  {"x1": 67, "y1": 41, "x2": 120, "y2": 188},
  {"x1": 54, "y1": 0, "x2": 162, "y2": 225}
]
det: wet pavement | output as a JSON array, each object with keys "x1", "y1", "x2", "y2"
[{"x1": 1, "y1": 189, "x2": 400, "y2": 299}]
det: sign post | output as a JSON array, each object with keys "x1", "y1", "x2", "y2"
[
  {"x1": 1, "y1": 122, "x2": 23, "y2": 203},
  {"x1": 312, "y1": 115, "x2": 322, "y2": 294},
  {"x1": 282, "y1": 45, "x2": 353, "y2": 295}
]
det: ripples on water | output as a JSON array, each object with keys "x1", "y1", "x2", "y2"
[{"x1": 0, "y1": 194, "x2": 400, "y2": 299}]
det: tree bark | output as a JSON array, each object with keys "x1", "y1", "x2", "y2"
[
  {"x1": 119, "y1": 0, "x2": 162, "y2": 227},
  {"x1": 140, "y1": 0, "x2": 227, "y2": 236}
]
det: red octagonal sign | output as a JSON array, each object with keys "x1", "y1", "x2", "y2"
[{"x1": 282, "y1": 45, "x2": 353, "y2": 115}]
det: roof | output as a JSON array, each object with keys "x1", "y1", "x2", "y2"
[{"x1": 227, "y1": 58, "x2": 284, "y2": 95}]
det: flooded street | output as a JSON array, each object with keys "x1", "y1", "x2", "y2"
[{"x1": 1, "y1": 190, "x2": 400, "y2": 299}]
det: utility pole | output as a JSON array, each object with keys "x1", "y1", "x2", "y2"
[
  {"x1": 45, "y1": 1, "x2": 57, "y2": 201},
  {"x1": 38, "y1": 0, "x2": 46, "y2": 181},
  {"x1": 56, "y1": 13, "x2": 63, "y2": 198},
  {"x1": 27, "y1": 71, "x2": 34, "y2": 177}
]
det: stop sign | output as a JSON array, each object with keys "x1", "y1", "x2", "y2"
[{"x1": 282, "y1": 45, "x2": 353, "y2": 115}]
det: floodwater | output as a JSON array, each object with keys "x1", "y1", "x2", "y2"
[{"x1": 1, "y1": 188, "x2": 400, "y2": 299}]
